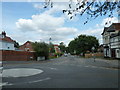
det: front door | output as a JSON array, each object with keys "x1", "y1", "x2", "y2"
[{"x1": 111, "y1": 49, "x2": 116, "y2": 58}]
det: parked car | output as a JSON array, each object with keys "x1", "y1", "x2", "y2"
[{"x1": 64, "y1": 53, "x2": 67, "y2": 57}]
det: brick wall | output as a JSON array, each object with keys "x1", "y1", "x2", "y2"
[{"x1": 0, "y1": 50, "x2": 35, "y2": 61}]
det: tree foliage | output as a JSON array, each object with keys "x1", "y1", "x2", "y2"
[
  {"x1": 58, "y1": 42, "x2": 66, "y2": 53},
  {"x1": 48, "y1": 42, "x2": 55, "y2": 53},
  {"x1": 68, "y1": 35, "x2": 99, "y2": 55},
  {"x1": 44, "y1": 0, "x2": 120, "y2": 24},
  {"x1": 14, "y1": 41, "x2": 19, "y2": 48},
  {"x1": 32, "y1": 42, "x2": 49, "y2": 60}
]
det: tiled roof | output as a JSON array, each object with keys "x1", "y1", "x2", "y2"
[
  {"x1": 101, "y1": 23, "x2": 120, "y2": 35},
  {"x1": 107, "y1": 23, "x2": 120, "y2": 32},
  {"x1": 19, "y1": 41, "x2": 34, "y2": 52},
  {"x1": 113, "y1": 23, "x2": 120, "y2": 30},
  {"x1": 0, "y1": 36, "x2": 15, "y2": 43},
  {"x1": 22, "y1": 41, "x2": 32, "y2": 46}
]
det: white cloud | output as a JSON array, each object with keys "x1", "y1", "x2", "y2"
[
  {"x1": 33, "y1": 3, "x2": 43, "y2": 9},
  {"x1": 101, "y1": 17, "x2": 118, "y2": 27},
  {"x1": 43, "y1": 3, "x2": 68, "y2": 15},
  {"x1": 15, "y1": 2, "x2": 118, "y2": 46},
  {"x1": 96, "y1": 17, "x2": 118, "y2": 28},
  {"x1": 55, "y1": 27, "x2": 78, "y2": 35},
  {"x1": 16, "y1": 5, "x2": 78, "y2": 45},
  {"x1": 77, "y1": 28, "x2": 103, "y2": 44},
  {"x1": 16, "y1": 19, "x2": 37, "y2": 32},
  {"x1": 86, "y1": 17, "x2": 118, "y2": 44}
]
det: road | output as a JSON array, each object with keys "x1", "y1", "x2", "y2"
[{"x1": 2, "y1": 55, "x2": 119, "y2": 88}]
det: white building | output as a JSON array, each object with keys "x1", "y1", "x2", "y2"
[
  {"x1": 101, "y1": 23, "x2": 120, "y2": 59},
  {"x1": 0, "y1": 31, "x2": 15, "y2": 50}
]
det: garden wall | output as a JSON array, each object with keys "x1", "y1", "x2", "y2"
[
  {"x1": 85, "y1": 52, "x2": 104, "y2": 58},
  {"x1": 0, "y1": 50, "x2": 35, "y2": 61}
]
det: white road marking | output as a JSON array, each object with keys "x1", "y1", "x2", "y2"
[
  {"x1": 0, "y1": 82, "x2": 13, "y2": 87},
  {"x1": 3, "y1": 77, "x2": 51, "y2": 86},
  {"x1": 28, "y1": 77, "x2": 51, "y2": 84},
  {"x1": 3, "y1": 68, "x2": 43, "y2": 77},
  {"x1": 49, "y1": 67, "x2": 57, "y2": 70}
]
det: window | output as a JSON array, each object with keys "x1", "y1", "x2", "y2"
[{"x1": 25, "y1": 48, "x2": 29, "y2": 51}]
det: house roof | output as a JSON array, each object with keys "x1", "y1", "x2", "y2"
[
  {"x1": 23, "y1": 41, "x2": 32, "y2": 45},
  {"x1": 101, "y1": 23, "x2": 120, "y2": 35},
  {"x1": 20, "y1": 41, "x2": 33, "y2": 47},
  {"x1": 113, "y1": 23, "x2": 120, "y2": 30},
  {"x1": 101, "y1": 27, "x2": 109, "y2": 35},
  {"x1": 0, "y1": 36, "x2": 15, "y2": 43},
  {"x1": 107, "y1": 23, "x2": 120, "y2": 32},
  {"x1": 19, "y1": 41, "x2": 34, "y2": 52}
]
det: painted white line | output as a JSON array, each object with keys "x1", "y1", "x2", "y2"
[
  {"x1": 0, "y1": 82, "x2": 13, "y2": 87},
  {"x1": 49, "y1": 67, "x2": 57, "y2": 70},
  {"x1": 3, "y1": 77, "x2": 51, "y2": 86},
  {"x1": 28, "y1": 77, "x2": 51, "y2": 84},
  {"x1": 3, "y1": 68, "x2": 43, "y2": 77}
]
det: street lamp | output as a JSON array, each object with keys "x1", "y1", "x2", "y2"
[{"x1": 92, "y1": 46, "x2": 95, "y2": 62}]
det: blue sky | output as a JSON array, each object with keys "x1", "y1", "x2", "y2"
[{"x1": 1, "y1": 1, "x2": 118, "y2": 46}]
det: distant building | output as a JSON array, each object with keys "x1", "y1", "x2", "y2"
[
  {"x1": 101, "y1": 23, "x2": 120, "y2": 59},
  {"x1": 54, "y1": 44, "x2": 61, "y2": 53},
  {"x1": 19, "y1": 41, "x2": 34, "y2": 52},
  {"x1": 97, "y1": 44, "x2": 104, "y2": 52},
  {"x1": 0, "y1": 31, "x2": 15, "y2": 50}
]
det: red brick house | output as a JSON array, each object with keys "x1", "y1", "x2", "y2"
[
  {"x1": 19, "y1": 41, "x2": 34, "y2": 52},
  {"x1": 54, "y1": 44, "x2": 61, "y2": 53}
]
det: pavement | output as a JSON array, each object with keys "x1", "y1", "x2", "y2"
[{"x1": 76, "y1": 57, "x2": 120, "y2": 69}]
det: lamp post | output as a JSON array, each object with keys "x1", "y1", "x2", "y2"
[
  {"x1": 49, "y1": 37, "x2": 53, "y2": 57},
  {"x1": 92, "y1": 46, "x2": 95, "y2": 62}
]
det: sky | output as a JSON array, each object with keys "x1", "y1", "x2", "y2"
[{"x1": 1, "y1": 1, "x2": 119, "y2": 46}]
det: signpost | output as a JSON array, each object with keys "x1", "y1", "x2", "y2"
[{"x1": 92, "y1": 47, "x2": 95, "y2": 62}]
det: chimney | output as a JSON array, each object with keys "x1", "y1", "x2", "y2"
[{"x1": 2, "y1": 31, "x2": 6, "y2": 38}]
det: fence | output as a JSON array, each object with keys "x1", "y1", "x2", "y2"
[
  {"x1": 85, "y1": 52, "x2": 104, "y2": 58},
  {"x1": 0, "y1": 50, "x2": 35, "y2": 61}
]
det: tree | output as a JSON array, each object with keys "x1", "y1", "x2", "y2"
[
  {"x1": 32, "y1": 42, "x2": 49, "y2": 60},
  {"x1": 14, "y1": 41, "x2": 19, "y2": 48},
  {"x1": 68, "y1": 40, "x2": 77, "y2": 55},
  {"x1": 58, "y1": 42, "x2": 66, "y2": 53},
  {"x1": 44, "y1": 0, "x2": 120, "y2": 24},
  {"x1": 68, "y1": 35, "x2": 99, "y2": 55},
  {"x1": 65, "y1": 47, "x2": 70, "y2": 53},
  {"x1": 48, "y1": 42, "x2": 55, "y2": 53}
]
